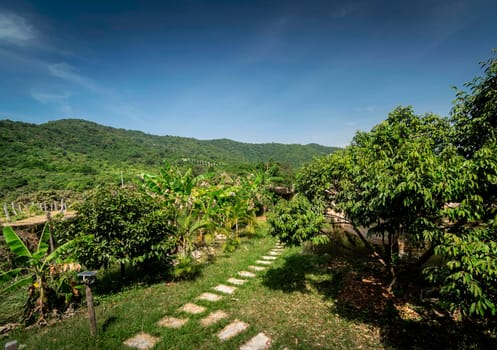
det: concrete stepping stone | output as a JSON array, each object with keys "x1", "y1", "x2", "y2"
[
  {"x1": 240, "y1": 332, "x2": 272, "y2": 350},
  {"x1": 269, "y1": 251, "x2": 281, "y2": 256},
  {"x1": 238, "y1": 271, "x2": 256, "y2": 278},
  {"x1": 198, "y1": 292, "x2": 223, "y2": 302},
  {"x1": 200, "y1": 310, "x2": 228, "y2": 327},
  {"x1": 123, "y1": 332, "x2": 160, "y2": 350},
  {"x1": 256, "y1": 260, "x2": 273, "y2": 265},
  {"x1": 179, "y1": 303, "x2": 206, "y2": 314},
  {"x1": 227, "y1": 277, "x2": 247, "y2": 285},
  {"x1": 157, "y1": 316, "x2": 189, "y2": 328},
  {"x1": 217, "y1": 320, "x2": 249, "y2": 341},
  {"x1": 261, "y1": 256, "x2": 277, "y2": 260},
  {"x1": 214, "y1": 284, "x2": 237, "y2": 294},
  {"x1": 248, "y1": 265, "x2": 266, "y2": 271}
]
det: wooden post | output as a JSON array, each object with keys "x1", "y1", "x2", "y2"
[
  {"x1": 4, "y1": 340, "x2": 18, "y2": 350},
  {"x1": 78, "y1": 271, "x2": 97, "y2": 336},
  {"x1": 85, "y1": 280, "x2": 97, "y2": 336},
  {"x1": 10, "y1": 202, "x2": 17, "y2": 216},
  {"x1": 3, "y1": 203, "x2": 10, "y2": 222}
]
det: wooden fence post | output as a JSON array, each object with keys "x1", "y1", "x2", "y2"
[
  {"x1": 10, "y1": 202, "x2": 17, "y2": 216},
  {"x1": 3, "y1": 203, "x2": 10, "y2": 222}
]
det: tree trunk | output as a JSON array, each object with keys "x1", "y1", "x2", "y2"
[{"x1": 120, "y1": 262, "x2": 126, "y2": 280}]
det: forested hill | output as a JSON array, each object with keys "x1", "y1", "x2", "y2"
[{"x1": 0, "y1": 119, "x2": 338, "y2": 200}]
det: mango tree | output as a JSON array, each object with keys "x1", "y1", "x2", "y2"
[
  {"x1": 424, "y1": 53, "x2": 497, "y2": 318},
  {"x1": 64, "y1": 184, "x2": 176, "y2": 279}
]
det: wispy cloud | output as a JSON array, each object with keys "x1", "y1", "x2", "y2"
[
  {"x1": 0, "y1": 11, "x2": 35, "y2": 45},
  {"x1": 30, "y1": 89, "x2": 70, "y2": 103},
  {"x1": 48, "y1": 63, "x2": 111, "y2": 95},
  {"x1": 29, "y1": 89, "x2": 74, "y2": 115}
]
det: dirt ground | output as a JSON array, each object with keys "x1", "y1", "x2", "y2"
[{"x1": 1, "y1": 211, "x2": 76, "y2": 228}]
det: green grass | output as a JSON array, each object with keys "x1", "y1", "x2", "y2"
[{"x1": 2, "y1": 227, "x2": 496, "y2": 349}]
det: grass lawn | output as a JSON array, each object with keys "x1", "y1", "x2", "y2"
[{"x1": 1, "y1": 226, "x2": 496, "y2": 349}]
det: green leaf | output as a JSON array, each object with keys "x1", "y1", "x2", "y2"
[
  {"x1": 0, "y1": 267, "x2": 25, "y2": 284},
  {"x1": 1, "y1": 274, "x2": 33, "y2": 294},
  {"x1": 2, "y1": 226, "x2": 32, "y2": 259},
  {"x1": 37, "y1": 223, "x2": 51, "y2": 256}
]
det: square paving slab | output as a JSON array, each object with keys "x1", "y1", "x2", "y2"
[
  {"x1": 123, "y1": 332, "x2": 160, "y2": 350},
  {"x1": 227, "y1": 277, "x2": 247, "y2": 285},
  {"x1": 248, "y1": 265, "x2": 266, "y2": 271},
  {"x1": 261, "y1": 256, "x2": 277, "y2": 260},
  {"x1": 214, "y1": 284, "x2": 237, "y2": 294},
  {"x1": 256, "y1": 260, "x2": 272, "y2": 265},
  {"x1": 198, "y1": 292, "x2": 223, "y2": 302},
  {"x1": 269, "y1": 251, "x2": 281, "y2": 255},
  {"x1": 217, "y1": 320, "x2": 249, "y2": 340},
  {"x1": 238, "y1": 271, "x2": 256, "y2": 278},
  {"x1": 178, "y1": 303, "x2": 206, "y2": 314},
  {"x1": 200, "y1": 310, "x2": 228, "y2": 327},
  {"x1": 240, "y1": 332, "x2": 272, "y2": 350},
  {"x1": 157, "y1": 316, "x2": 188, "y2": 328}
]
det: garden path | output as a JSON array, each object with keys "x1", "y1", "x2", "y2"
[{"x1": 123, "y1": 243, "x2": 285, "y2": 350}]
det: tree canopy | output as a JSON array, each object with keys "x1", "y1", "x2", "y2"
[{"x1": 284, "y1": 52, "x2": 497, "y2": 319}]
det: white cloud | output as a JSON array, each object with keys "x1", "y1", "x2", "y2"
[
  {"x1": 30, "y1": 89, "x2": 74, "y2": 115},
  {"x1": 30, "y1": 89, "x2": 71, "y2": 104},
  {"x1": 48, "y1": 62, "x2": 111, "y2": 95},
  {"x1": 0, "y1": 11, "x2": 35, "y2": 45}
]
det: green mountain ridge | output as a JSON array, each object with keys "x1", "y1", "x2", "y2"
[{"x1": 0, "y1": 118, "x2": 338, "y2": 200}]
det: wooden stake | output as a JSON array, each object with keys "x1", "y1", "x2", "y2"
[
  {"x1": 3, "y1": 203, "x2": 10, "y2": 222},
  {"x1": 85, "y1": 280, "x2": 97, "y2": 336}
]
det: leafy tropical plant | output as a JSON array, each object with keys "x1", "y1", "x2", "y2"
[{"x1": 0, "y1": 225, "x2": 80, "y2": 324}]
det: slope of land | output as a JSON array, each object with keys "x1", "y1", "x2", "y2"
[{"x1": 0, "y1": 119, "x2": 338, "y2": 200}]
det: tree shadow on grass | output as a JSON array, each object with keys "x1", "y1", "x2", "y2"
[
  {"x1": 262, "y1": 247, "x2": 497, "y2": 349},
  {"x1": 263, "y1": 254, "x2": 336, "y2": 297},
  {"x1": 93, "y1": 262, "x2": 202, "y2": 296}
]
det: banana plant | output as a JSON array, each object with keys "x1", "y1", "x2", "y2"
[{"x1": 1, "y1": 224, "x2": 81, "y2": 323}]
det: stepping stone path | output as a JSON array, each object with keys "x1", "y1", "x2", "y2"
[
  {"x1": 123, "y1": 332, "x2": 160, "y2": 350},
  {"x1": 217, "y1": 320, "x2": 250, "y2": 341},
  {"x1": 238, "y1": 271, "x2": 256, "y2": 278},
  {"x1": 214, "y1": 284, "x2": 237, "y2": 294},
  {"x1": 240, "y1": 332, "x2": 272, "y2": 350},
  {"x1": 179, "y1": 303, "x2": 206, "y2": 314},
  {"x1": 124, "y1": 242, "x2": 285, "y2": 349},
  {"x1": 157, "y1": 316, "x2": 189, "y2": 328},
  {"x1": 198, "y1": 292, "x2": 223, "y2": 302},
  {"x1": 228, "y1": 277, "x2": 247, "y2": 285},
  {"x1": 200, "y1": 310, "x2": 228, "y2": 327}
]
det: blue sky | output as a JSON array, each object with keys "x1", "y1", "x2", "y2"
[{"x1": 0, "y1": 0, "x2": 496, "y2": 147}]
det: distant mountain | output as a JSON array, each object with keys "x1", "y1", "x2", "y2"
[{"x1": 0, "y1": 119, "x2": 339, "y2": 200}]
